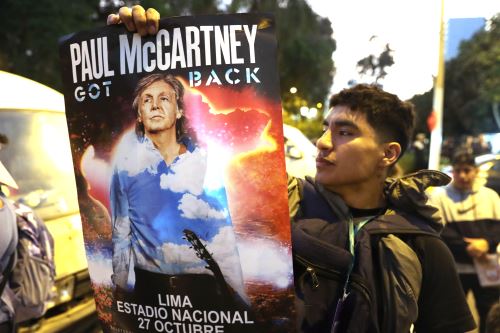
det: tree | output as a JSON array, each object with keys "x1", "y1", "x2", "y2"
[
  {"x1": 1, "y1": 0, "x2": 335, "y2": 128},
  {"x1": 356, "y1": 40, "x2": 394, "y2": 83},
  {"x1": 443, "y1": 15, "x2": 500, "y2": 135},
  {"x1": 410, "y1": 14, "x2": 500, "y2": 137},
  {"x1": 0, "y1": 0, "x2": 99, "y2": 90},
  {"x1": 0, "y1": 0, "x2": 223, "y2": 91},
  {"x1": 228, "y1": 0, "x2": 336, "y2": 116},
  {"x1": 410, "y1": 89, "x2": 434, "y2": 135}
]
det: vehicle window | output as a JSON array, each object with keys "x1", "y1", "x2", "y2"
[{"x1": 0, "y1": 110, "x2": 79, "y2": 220}]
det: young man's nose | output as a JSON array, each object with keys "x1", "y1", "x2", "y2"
[{"x1": 316, "y1": 129, "x2": 333, "y2": 150}]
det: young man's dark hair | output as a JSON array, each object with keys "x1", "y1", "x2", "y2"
[
  {"x1": 329, "y1": 83, "x2": 415, "y2": 157},
  {"x1": 132, "y1": 73, "x2": 186, "y2": 140},
  {"x1": 451, "y1": 150, "x2": 476, "y2": 167}
]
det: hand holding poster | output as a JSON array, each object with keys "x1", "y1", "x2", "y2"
[{"x1": 59, "y1": 13, "x2": 295, "y2": 333}]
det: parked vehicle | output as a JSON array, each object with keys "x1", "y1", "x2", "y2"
[
  {"x1": 0, "y1": 71, "x2": 98, "y2": 332},
  {"x1": 283, "y1": 124, "x2": 317, "y2": 179},
  {"x1": 476, "y1": 153, "x2": 500, "y2": 194}
]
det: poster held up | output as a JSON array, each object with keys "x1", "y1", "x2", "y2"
[{"x1": 59, "y1": 13, "x2": 295, "y2": 333}]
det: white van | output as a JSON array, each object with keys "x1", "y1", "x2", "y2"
[
  {"x1": 283, "y1": 124, "x2": 317, "y2": 179},
  {"x1": 0, "y1": 71, "x2": 98, "y2": 332}
]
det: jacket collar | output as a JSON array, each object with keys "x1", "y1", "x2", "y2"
[{"x1": 311, "y1": 169, "x2": 451, "y2": 233}]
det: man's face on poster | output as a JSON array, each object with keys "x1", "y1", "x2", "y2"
[{"x1": 138, "y1": 80, "x2": 181, "y2": 135}]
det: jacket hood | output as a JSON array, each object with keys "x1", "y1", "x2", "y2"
[{"x1": 384, "y1": 169, "x2": 451, "y2": 232}]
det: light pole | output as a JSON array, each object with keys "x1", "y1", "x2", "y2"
[{"x1": 428, "y1": 0, "x2": 446, "y2": 170}]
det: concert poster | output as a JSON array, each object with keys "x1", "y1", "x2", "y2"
[{"x1": 59, "y1": 13, "x2": 295, "y2": 333}]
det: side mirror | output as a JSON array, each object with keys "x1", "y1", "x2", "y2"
[{"x1": 286, "y1": 145, "x2": 303, "y2": 160}]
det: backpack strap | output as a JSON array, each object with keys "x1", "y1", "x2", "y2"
[
  {"x1": 376, "y1": 233, "x2": 422, "y2": 332},
  {"x1": 364, "y1": 213, "x2": 439, "y2": 237},
  {"x1": 0, "y1": 251, "x2": 15, "y2": 297},
  {"x1": 363, "y1": 213, "x2": 438, "y2": 333}
]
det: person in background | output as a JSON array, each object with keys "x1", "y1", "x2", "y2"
[
  {"x1": 0, "y1": 134, "x2": 18, "y2": 333},
  {"x1": 472, "y1": 134, "x2": 492, "y2": 157},
  {"x1": 411, "y1": 132, "x2": 428, "y2": 171},
  {"x1": 430, "y1": 151, "x2": 500, "y2": 333}
]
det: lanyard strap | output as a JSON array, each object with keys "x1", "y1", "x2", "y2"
[{"x1": 342, "y1": 216, "x2": 374, "y2": 298}]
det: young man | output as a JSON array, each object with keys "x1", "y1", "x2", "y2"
[
  {"x1": 110, "y1": 73, "x2": 246, "y2": 318},
  {"x1": 430, "y1": 151, "x2": 500, "y2": 333},
  {"x1": 288, "y1": 84, "x2": 476, "y2": 333},
  {"x1": 109, "y1": 8, "x2": 475, "y2": 332}
]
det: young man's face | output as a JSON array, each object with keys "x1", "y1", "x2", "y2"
[
  {"x1": 452, "y1": 163, "x2": 478, "y2": 191},
  {"x1": 315, "y1": 106, "x2": 386, "y2": 191},
  {"x1": 138, "y1": 80, "x2": 180, "y2": 135}
]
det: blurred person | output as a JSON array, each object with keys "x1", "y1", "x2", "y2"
[
  {"x1": 473, "y1": 134, "x2": 492, "y2": 156},
  {"x1": 0, "y1": 133, "x2": 17, "y2": 333},
  {"x1": 430, "y1": 151, "x2": 500, "y2": 333},
  {"x1": 459, "y1": 135, "x2": 475, "y2": 156},
  {"x1": 109, "y1": 8, "x2": 475, "y2": 332},
  {"x1": 441, "y1": 137, "x2": 456, "y2": 161},
  {"x1": 0, "y1": 169, "x2": 17, "y2": 333},
  {"x1": 411, "y1": 132, "x2": 428, "y2": 171}
]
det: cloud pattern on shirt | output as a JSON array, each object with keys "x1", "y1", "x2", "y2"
[
  {"x1": 114, "y1": 130, "x2": 225, "y2": 219},
  {"x1": 179, "y1": 193, "x2": 228, "y2": 220},
  {"x1": 159, "y1": 148, "x2": 207, "y2": 196},
  {"x1": 114, "y1": 131, "x2": 162, "y2": 177}
]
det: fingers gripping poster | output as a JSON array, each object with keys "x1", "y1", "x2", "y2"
[{"x1": 59, "y1": 13, "x2": 295, "y2": 333}]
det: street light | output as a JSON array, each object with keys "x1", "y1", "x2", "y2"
[
  {"x1": 290, "y1": 87, "x2": 297, "y2": 94},
  {"x1": 309, "y1": 108, "x2": 318, "y2": 118},
  {"x1": 300, "y1": 106, "x2": 309, "y2": 117}
]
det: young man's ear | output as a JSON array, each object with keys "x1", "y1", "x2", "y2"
[{"x1": 381, "y1": 142, "x2": 402, "y2": 168}]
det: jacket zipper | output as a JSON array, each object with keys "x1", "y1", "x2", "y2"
[{"x1": 295, "y1": 255, "x2": 343, "y2": 288}]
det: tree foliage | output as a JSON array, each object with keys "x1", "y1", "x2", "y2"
[
  {"x1": 410, "y1": 14, "x2": 500, "y2": 137},
  {"x1": 443, "y1": 15, "x2": 500, "y2": 134},
  {"x1": 0, "y1": 0, "x2": 99, "y2": 90},
  {"x1": 357, "y1": 42, "x2": 394, "y2": 83},
  {"x1": 228, "y1": 0, "x2": 336, "y2": 115},
  {"x1": 410, "y1": 89, "x2": 434, "y2": 135},
  {"x1": 0, "y1": 0, "x2": 335, "y2": 126}
]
